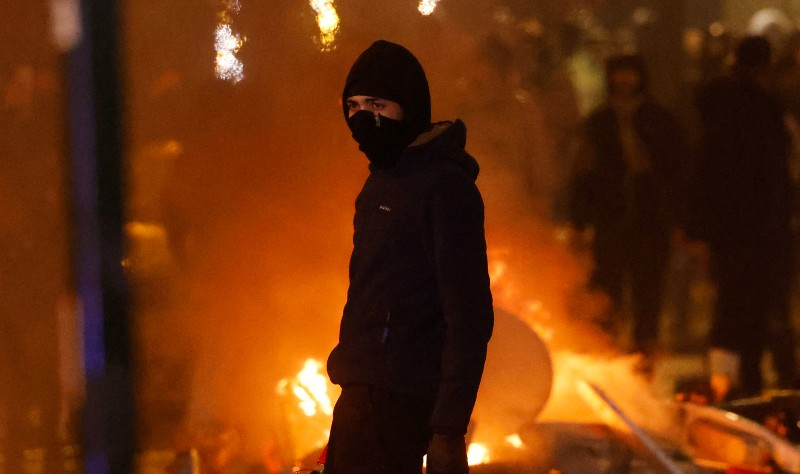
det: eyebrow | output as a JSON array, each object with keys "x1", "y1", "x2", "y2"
[{"x1": 347, "y1": 97, "x2": 383, "y2": 105}]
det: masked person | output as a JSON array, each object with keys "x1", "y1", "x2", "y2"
[{"x1": 324, "y1": 40, "x2": 494, "y2": 473}]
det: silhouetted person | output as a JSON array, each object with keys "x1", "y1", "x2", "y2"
[
  {"x1": 324, "y1": 41, "x2": 494, "y2": 473},
  {"x1": 567, "y1": 54, "x2": 688, "y2": 360},
  {"x1": 686, "y1": 36, "x2": 797, "y2": 401}
]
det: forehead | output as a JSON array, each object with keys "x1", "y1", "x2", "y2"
[{"x1": 346, "y1": 95, "x2": 385, "y2": 103}]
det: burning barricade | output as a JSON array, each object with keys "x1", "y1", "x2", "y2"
[{"x1": 274, "y1": 309, "x2": 800, "y2": 473}]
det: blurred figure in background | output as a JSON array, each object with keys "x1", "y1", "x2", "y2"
[
  {"x1": 686, "y1": 36, "x2": 797, "y2": 402},
  {"x1": 566, "y1": 54, "x2": 688, "y2": 366}
]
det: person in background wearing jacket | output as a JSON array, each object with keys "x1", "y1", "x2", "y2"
[
  {"x1": 567, "y1": 54, "x2": 688, "y2": 365},
  {"x1": 686, "y1": 36, "x2": 797, "y2": 402},
  {"x1": 324, "y1": 40, "x2": 494, "y2": 473}
]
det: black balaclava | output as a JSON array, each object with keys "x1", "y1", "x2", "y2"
[{"x1": 343, "y1": 40, "x2": 432, "y2": 167}]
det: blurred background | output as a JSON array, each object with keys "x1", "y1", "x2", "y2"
[{"x1": 2, "y1": 0, "x2": 800, "y2": 472}]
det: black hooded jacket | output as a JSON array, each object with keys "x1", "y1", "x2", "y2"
[{"x1": 327, "y1": 120, "x2": 494, "y2": 436}]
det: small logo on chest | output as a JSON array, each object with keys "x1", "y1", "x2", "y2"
[{"x1": 379, "y1": 205, "x2": 392, "y2": 212}]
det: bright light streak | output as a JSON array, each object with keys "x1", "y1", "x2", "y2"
[
  {"x1": 214, "y1": 24, "x2": 244, "y2": 83},
  {"x1": 467, "y1": 443, "x2": 490, "y2": 465},
  {"x1": 310, "y1": 0, "x2": 340, "y2": 51},
  {"x1": 418, "y1": 0, "x2": 439, "y2": 15}
]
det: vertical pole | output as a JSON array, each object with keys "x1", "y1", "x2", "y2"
[{"x1": 62, "y1": 0, "x2": 135, "y2": 472}]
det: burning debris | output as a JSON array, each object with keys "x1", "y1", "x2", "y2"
[
  {"x1": 680, "y1": 402, "x2": 800, "y2": 473},
  {"x1": 264, "y1": 304, "x2": 800, "y2": 473}
]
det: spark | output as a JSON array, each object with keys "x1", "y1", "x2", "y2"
[
  {"x1": 214, "y1": 2, "x2": 245, "y2": 82},
  {"x1": 418, "y1": 0, "x2": 439, "y2": 16},
  {"x1": 223, "y1": 0, "x2": 241, "y2": 13},
  {"x1": 214, "y1": 24, "x2": 244, "y2": 83},
  {"x1": 310, "y1": 0, "x2": 340, "y2": 51}
]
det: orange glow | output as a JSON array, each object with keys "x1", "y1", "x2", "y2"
[
  {"x1": 505, "y1": 433, "x2": 524, "y2": 449},
  {"x1": 309, "y1": 0, "x2": 340, "y2": 51},
  {"x1": 276, "y1": 358, "x2": 334, "y2": 417},
  {"x1": 537, "y1": 352, "x2": 680, "y2": 438},
  {"x1": 488, "y1": 250, "x2": 555, "y2": 342},
  {"x1": 467, "y1": 442, "x2": 490, "y2": 465},
  {"x1": 275, "y1": 358, "x2": 338, "y2": 462}
]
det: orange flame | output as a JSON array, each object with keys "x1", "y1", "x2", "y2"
[{"x1": 276, "y1": 358, "x2": 334, "y2": 417}]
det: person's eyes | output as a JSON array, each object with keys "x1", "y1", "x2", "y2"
[
  {"x1": 347, "y1": 102, "x2": 359, "y2": 110},
  {"x1": 372, "y1": 101, "x2": 385, "y2": 109}
]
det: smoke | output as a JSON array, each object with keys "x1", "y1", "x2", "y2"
[{"x1": 123, "y1": 0, "x2": 633, "y2": 466}]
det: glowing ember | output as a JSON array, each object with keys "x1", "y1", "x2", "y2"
[
  {"x1": 418, "y1": 0, "x2": 439, "y2": 16},
  {"x1": 214, "y1": 1, "x2": 245, "y2": 83},
  {"x1": 309, "y1": 0, "x2": 340, "y2": 51},
  {"x1": 467, "y1": 442, "x2": 490, "y2": 465}
]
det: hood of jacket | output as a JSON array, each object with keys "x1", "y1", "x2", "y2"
[{"x1": 372, "y1": 119, "x2": 480, "y2": 181}]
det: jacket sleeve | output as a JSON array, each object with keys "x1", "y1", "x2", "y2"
[{"x1": 424, "y1": 169, "x2": 494, "y2": 435}]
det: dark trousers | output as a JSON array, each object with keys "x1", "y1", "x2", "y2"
[
  {"x1": 591, "y1": 229, "x2": 669, "y2": 353},
  {"x1": 325, "y1": 385, "x2": 435, "y2": 474},
  {"x1": 711, "y1": 251, "x2": 795, "y2": 395}
]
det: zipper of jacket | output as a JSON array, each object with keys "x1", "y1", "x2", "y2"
[{"x1": 381, "y1": 311, "x2": 391, "y2": 344}]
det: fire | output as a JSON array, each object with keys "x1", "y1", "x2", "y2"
[
  {"x1": 467, "y1": 442, "x2": 490, "y2": 465},
  {"x1": 214, "y1": 0, "x2": 245, "y2": 83},
  {"x1": 423, "y1": 442, "x2": 490, "y2": 468},
  {"x1": 276, "y1": 358, "x2": 334, "y2": 417},
  {"x1": 309, "y1": 0, "x2": 340, "y2": 51},
  {"x1": 537, "y1": 351, "x2": 679, "y2": 437},
  {"x1": 418, "y1": 0, "x2": 440, "y2": 16},
  {"x1": 276, "y1": 358, "x2": 338, "y2": 463},
  {"x1": 488, "y1": 250, "x2": 555, "y2": 342}
]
